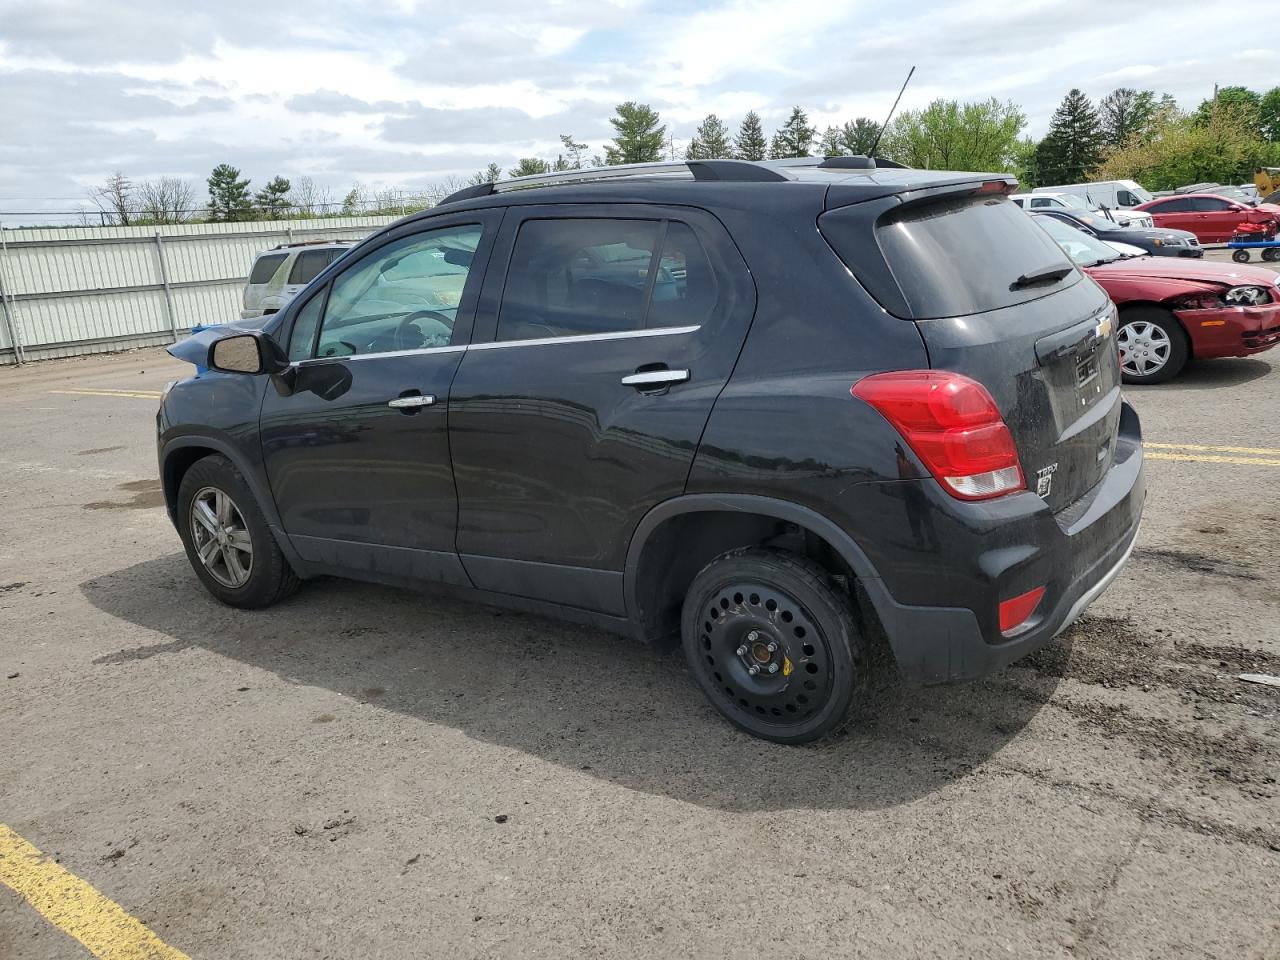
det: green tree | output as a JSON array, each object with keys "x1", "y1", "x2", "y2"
[
  {"x1": 733, "y1": 111, "x2": 768, "y2": 161},
  {"x1": 769, "y1": 106, "x2": 816, "y2": 158},
  {"x1": 604, "y1": 102, "x2": 665, "y2": 165},
  {"x1": 510, "y1": 158, "x2": 551, "y2": 178},
  {"x1": 1194, "y1": 85, "x2": 1261, "y2": 133},
  {"x1": 467, "y1": 163, "x2": 504, "y2": 185},
  {"x1": 840, "y1": 118, "x2": 881, "y2": 155},
  {"x1": 685, "y1": 114, "x2": 733, "y2": 160},
  {"x1": 880, "y1": 98, "x2": 1026, "y2": 171},
  {"x1": 340, "y1": 184, "x2": 367, "y2": 215},
  {"x1": 1034, "y1": 89, "x2": 1104, "y2": 184},
  {"x1": 817, "y1": 125, "x2": 843, "y2": 156},
  {"x1": 1010, "y1": 136, "x2": 1040, "y2": 189},
  {"x1": 254, "y1": 175, "x2": 292, "y2": 219},
  {"x1": 553, "y1": 134, "x2": 589, "y2": 170},
  {"x1": 1099, "y1": 88, "x2": 1157, "y2": 145},
  {"x1": 206, "y1": 163, "x2": 252, "y2": 222},
  {"x1": 1259, "y1": 87, "x2": 1280, "y2": 141},
  {"x1": 1096, "y1": 103, "x2": 1267, "y2": 189}
]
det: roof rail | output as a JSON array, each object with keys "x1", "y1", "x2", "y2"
[{"x1": 437, "y1": 159, "x2": 794, "y2": 206}]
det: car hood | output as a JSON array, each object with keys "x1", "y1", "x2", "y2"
[{"x1": 1088, "y1": 256, "x2": 1280, "y2": 287}]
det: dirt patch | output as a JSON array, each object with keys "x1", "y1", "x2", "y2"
[
  {"x1": 1174, "y1": 641, "x2": 1280, "y2": 675},
  {"x1": 1023, "y1": 616, "x2": 1161, "y2": 688},
  {"x1": 84, "y1": 478, "x2": 164, "y2": 511},
  {"x1": 1133, "y1": 548, "x2": 1261, "y2": 581}
]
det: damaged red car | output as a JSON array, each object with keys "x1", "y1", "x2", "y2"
[{"x1": 1034, "y1": 214, "x2": 1280, "y2": 384}]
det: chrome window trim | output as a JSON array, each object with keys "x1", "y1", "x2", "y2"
[
  {"x1": 292, "y1": 344, "x2": 467, "y2": 367},
  {"x1": 289, "y1": 323, "x2": 701, "y2": 367},
  {"x1": 469, "y1": 324, "x2": 700, "y2": 351}
]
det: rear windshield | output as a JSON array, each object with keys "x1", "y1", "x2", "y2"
[
  {"x1": 859, "y1": 196, "x2": 1079, "y2": 319},
  {"x1": 248, "y1": 253, "x2": 287, "y2": 285}
]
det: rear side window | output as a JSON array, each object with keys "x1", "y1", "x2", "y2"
[
  {"x1": 1151, "y1": 198, "x2": 1192, "y2": 213},
  {"x1": 496, "y1": 218, "x2": 716, "y2": 342},
  {"x1": 248, "y1": 253, "x2": 286, "y2": 285},
  {"x1": 288, "y1": 249, "x2": 334, "y2": 285},
  {"x1": 826, "y1": 195, "x2": 1079, "y2": 320}
]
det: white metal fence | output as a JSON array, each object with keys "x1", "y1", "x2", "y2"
[{"x1": 0, "y1": 216, "x2": 400, "y2": 364}]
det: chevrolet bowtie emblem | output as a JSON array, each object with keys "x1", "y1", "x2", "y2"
[{"x1": 1094, "y1": 314, "x2": 1113, "y2": 340}]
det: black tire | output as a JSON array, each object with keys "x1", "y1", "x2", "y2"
[
  {"x1": 680, "y1": 548, "x2": 869, "y2": 744},
  {"x1": 1117, "y1": 307, "x2": 1189, "y2": 385},
  {"x1": 1263, "y1": 247, "x2": 1280, "y2": 262},
  {"x1": 176, "y1": 454, "x2": 300, "y2": 608},
  {"x1": 1232, "y1": 249, "x2": 1250, "y2": 263}
]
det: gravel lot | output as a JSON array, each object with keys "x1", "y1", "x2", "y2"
[{"x1": 2, "y1": 264, "x2": 1278, "y2": 959}]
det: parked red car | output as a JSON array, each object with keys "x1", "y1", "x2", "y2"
[
  {"x1": 1034, "y1": 214, "x2": 1280, "y2": 383},
  {"x1": 1134, "y1": 193, "x2": 1280, "y2": 243}
]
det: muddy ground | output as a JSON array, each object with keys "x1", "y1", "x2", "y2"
[{"x1": 1, "y1": 333, "x2": 1277, "y2": 959}]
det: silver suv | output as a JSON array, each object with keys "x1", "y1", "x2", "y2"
[{"x1": 241, "y1": 241, "x2": 356, "y2": 320}]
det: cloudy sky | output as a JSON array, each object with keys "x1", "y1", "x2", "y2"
[{"x1": 1, "y1": 0, "x2": 1276, "y2": 221}]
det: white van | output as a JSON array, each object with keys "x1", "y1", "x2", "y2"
[
  {"x1": 241, "y1": 240, "x2": 357, "y2": 320},
  {"x1": 1033, "y1": 180, "x2": 1154, "y2": 212}
]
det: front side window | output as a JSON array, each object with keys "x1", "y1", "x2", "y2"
[
  {"x1": 496, "y1": 218, "x2": 717, "y2": 342},
  {"x1": 1118, "y1": 190, "x2": 1139, "y2": 206},
  {"x1": 311, "y1": 225, "x2": 481, "y2": 358},
  {"x1": 287, "y1": 291, "x2": 325, "y2": 362},
  {"x1": 1192, "y1": 197, "x2": 1232, "y2": 212}
]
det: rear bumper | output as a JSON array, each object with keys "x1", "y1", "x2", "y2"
[
  {"x1": 866, "y1": 403, "x2": 1146, "y2": 682},
  {"x1": 1176, "y1": 302, "x2": 1280, "y2": 358}
]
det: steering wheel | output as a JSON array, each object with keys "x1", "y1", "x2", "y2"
[{"x1": 393, "y1": 310, "x2": 454, "y2": 350}]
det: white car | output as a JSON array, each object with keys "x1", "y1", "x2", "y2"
[
  {"x1": 241, "y1": 240, "x2": 357, "y2": 320},
  {"x1": 1011, "y1": 192, "x2": 1153, "y2": 229}
]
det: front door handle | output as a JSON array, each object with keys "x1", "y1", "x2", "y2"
[
  {"x1": 387, "y1": 394, "x2": 436, "y2": 409},
  {"x1": 621, "y1": 369, "x2": 690, "y2": 388}
]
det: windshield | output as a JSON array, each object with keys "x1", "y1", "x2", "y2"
[
  {"x1": 1056, "y1": 193, "x2": 1091, "y2": 210},
  {"x1": 1034, "y1": 214, "x2": 1121, "y2": 267},
  {"x1": 1071, "y1": 212, "x2": 1124, "y2": 233},
  {"x1": 1124, "y1": 182, "x2": 1154, "y2": 203}
]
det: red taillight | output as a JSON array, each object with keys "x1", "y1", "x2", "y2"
[
  {"x1": 851, "y1": 370, "x2": 1025, "y2": 501},
  {"x1": 999, "y1": 586, "x2": 1046, "y2": 633},
  {"x1": 978, "y1": 180, "x2": 1013, "y2": 194}
]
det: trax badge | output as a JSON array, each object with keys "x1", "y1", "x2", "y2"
[{"x1": 1035, "y1": 463, "x2": 1058, "y2": 499}]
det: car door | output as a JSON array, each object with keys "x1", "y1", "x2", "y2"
[
  {"x1": 1191, "y1": 197, "x2": 1245, "y2": 242},
  {"x1": 1144, "y1": 197, "x2": 1195, "y2": 234},
  {"x1": 260, "y1": 211, "x2": 500, "y2": 585},
  {"x1": 447, "y1": 204, "x2": 755, "y2": 613}
]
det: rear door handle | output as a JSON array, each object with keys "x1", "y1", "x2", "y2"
[
  {"x1": 621, "y1": 369, "x2": 690, "y2": 388},
  {"x1": 387, "y1": 394, "x2": 436, "y2": 409}
]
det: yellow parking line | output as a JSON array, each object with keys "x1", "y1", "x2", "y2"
[
  {"x1": 0, "y1": 824, "x2": 190, "y2": 960},
  {"x1": 1145, "y1": 441, "x2": 1280, "y2": 456},
  {"x1": 49, "y1": 389, "x2": 162, "y2": 400},
  {"x1": 1146, "y1": 452, "x2": 1280, "y2": 467}
]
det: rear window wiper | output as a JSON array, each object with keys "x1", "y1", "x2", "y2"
[{"x1": 1010, "y1": 265, "x2": 1073, "y2": 290}]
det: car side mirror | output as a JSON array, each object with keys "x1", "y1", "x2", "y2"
[{"x1": 208, "y1": 333, "x2": 289, "y2": 375}]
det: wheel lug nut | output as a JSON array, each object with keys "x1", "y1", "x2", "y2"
[
  {"x1": 766, "y1": 641, "x2": 778, "y2": 653},
  {"x1": 747, "y1": 631, "x2": 759, "y2": 642},
  {"x1": 748, "y1": 664, "x2": 761, "y2": 676},
  {"x1": 767, "y1": 663, "x2": 779, "y2": 674},
  {"x1": 736, "y1": 645, "x2": 748, "y2": 656}
]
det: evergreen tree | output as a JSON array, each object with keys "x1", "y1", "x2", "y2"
[
  {"x1": 206, "y1": 163, "x2": 252, "y2": 222},
  {"x1": 733, "y1": 111, "x2": 768, "y2": 161},
  {"x1": 769, "y1": 106, "x2": 816, "y2": 159},
  {"x1": 1099, "y1": 88, "x2": 1156, "y2": 145},
  {"x1": 685, "y1": 114, "x2": 732, "y2": 160},
  {"x1": 467, "y1": 163, "x2": 504, "y2": 185},
  {"x1": 254, "y1": 175, "x2": 292, "y2": 219},
  {"x1": 603, "y1": 102, "x2": 665, "y2": 165},
  {"x1": 510, "y1": 158, "x2": 551, "y2": 178},
  {"x1": 818, "y1": 126, "x2": 843, "y2": 156},
  {"x1": 553, "y1": 134, "x2": 589, "y2": 170},
  {"x1": 1035, "y1": 89, "x2": 1105, "y2": 184},
  {"x1": 840, "y1": 117, "x2": 881, "y2": 155}
]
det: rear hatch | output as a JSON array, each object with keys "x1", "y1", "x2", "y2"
[{"x1": 820, "y1": 186, "x2": 1121, "y2": 513}]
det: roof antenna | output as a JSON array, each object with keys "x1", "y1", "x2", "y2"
[{"x1": 867, "y1": 65, "x2": 915, "y2": 158}]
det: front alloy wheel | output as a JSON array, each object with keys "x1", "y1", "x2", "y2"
[
  {"x1": 1116, "y1": 308, "x2": 1188, "y2": 384},
  {"x1": 189, "y1": 486, "x2": 254, "y2": 587}
]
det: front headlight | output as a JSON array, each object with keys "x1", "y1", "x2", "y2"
[{"x1": 1225, "y1": 285, "x2": 1272, "y2": 306}]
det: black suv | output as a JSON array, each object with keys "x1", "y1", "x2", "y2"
[{"x1": 161, "y1": 158, "x2": 1145, "y2": 743}]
